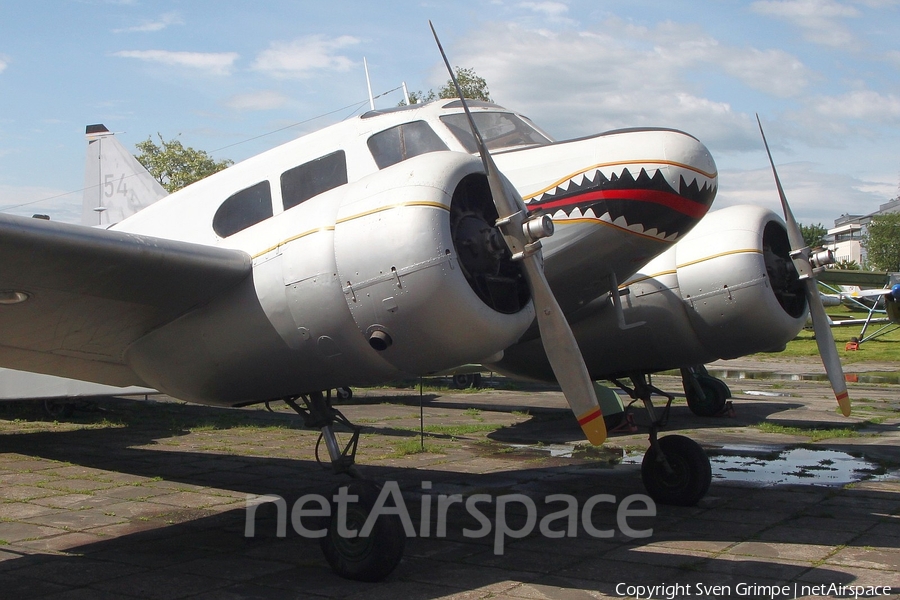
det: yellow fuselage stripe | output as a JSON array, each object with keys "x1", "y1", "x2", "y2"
[
  {"x1": 250, "y1": 201, "x2": 449, "y2": 260},
  {"x1": 619, "y1": 248, "x2": 762, "y2": 288}
]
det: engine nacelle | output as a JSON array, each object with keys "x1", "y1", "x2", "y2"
[
  {"x1": 332, "y1": 153, "x2": 534, "y2": 374},
  {"x1": 664, "y1": 204, "x2": 806, "y2": 360},
  {"x1": 128, "y1": 152, "x2": 535, "y2": 405},
  {"x1": 495, "y1": 205, "x2": 807, "y2": 380}
]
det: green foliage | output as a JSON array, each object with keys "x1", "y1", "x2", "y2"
[
  {"x1": 134, "y1": 134, "x2": 233, "y2": 193},
  {"x1": 834, "y1": 259, "x2": 862, "y2": 270},
  {"x1": 403, "y1": 66, "x2": 492, "y2": 106},
  {"x1": 862, "y1": 212, "x2": 900, "y2": 272},
  {"x1": 800, "y1": 222, "x2": 828, "y2": 248}
]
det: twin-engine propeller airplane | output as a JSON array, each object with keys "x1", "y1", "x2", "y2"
[{"x1": 0, "y1": 25, "x2": 851, "y2": 580}]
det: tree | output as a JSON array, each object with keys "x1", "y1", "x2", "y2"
[
  {"x1": 135, "y1": 134, "x2": 233, "y2": 193},
  {"x1": 800, "y1": 222, "x2": 827, "y2": 248},
  {"x1": 402, "y1": 66, "x2": 492, "y2": 106},
  {"x1": 862, "y1": 212, "x2": 900, "y2": 272},
  {"x1": 834, "y1": 259, "x2": 861, "y2": 270}
]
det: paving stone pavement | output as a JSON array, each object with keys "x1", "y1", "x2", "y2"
[{"x1": 0, "y1": 368, "x2": 898, "y2": 600}]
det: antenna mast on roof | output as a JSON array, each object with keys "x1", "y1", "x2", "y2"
[{"x1": 364, "y1": 57, "x2": 375, "y2": 110}]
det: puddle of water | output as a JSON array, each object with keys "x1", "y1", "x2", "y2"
[
  {"x1": 707, "y1": 369, "x2": 900, "y2": 384},
  {"x1": 706, "y1": 445, "x2": 897, "y2": 486},
  {"x1": 511, "y1": 443, "x2": 899, "y2": 487},
  {"x1": 507, "y1": 443, "x2": 624, "y2": 462}
]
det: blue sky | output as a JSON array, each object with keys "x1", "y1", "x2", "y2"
[{"x1": 1, "y1": 0, "x2": 899, "y2": 225}]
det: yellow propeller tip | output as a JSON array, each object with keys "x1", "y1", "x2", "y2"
[
  {"x1": 837, "y1": 392, "x2": 851, "y2": 417},
  {"x1": 577, "y1": 408, "x2": 607, "y2": 445}
]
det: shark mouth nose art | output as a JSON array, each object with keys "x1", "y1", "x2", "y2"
[{"x1": 525, "y1": 163, "x2": 717, "y2": 243}]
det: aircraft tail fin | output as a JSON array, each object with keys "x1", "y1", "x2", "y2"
[{"x1": 82, "y1": 125, "x2": 168, "y2": 227}]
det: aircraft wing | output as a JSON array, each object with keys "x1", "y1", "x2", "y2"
[
  {"x1": 0, "y1": 213, "x2": 251, "y2": 387},
  {"x1": 843, "y1": 288, "x2": 893, "y2": 299}
]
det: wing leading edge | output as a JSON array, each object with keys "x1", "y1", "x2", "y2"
[{"x1": 0, "y1": 213, "x2": 251, "y2": 386}]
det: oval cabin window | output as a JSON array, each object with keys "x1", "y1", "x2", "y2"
[{"x1": 212, "y1": 181, "x2": 273, "y2": 238}]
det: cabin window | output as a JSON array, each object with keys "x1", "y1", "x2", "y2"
[
  {"x1": 367, "y1": 121, "x2": 449, "y2": 169},
  {"x1": 281, "y1": 151, "x2": 348, "y2": 210},
  {"x1": 212, "y1": 181, "x2": 273, "y2": 238},
  {"x1": 441, "y1": 112, "x2": 551, "y2": 153}
]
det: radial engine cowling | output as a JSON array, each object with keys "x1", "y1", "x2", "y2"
[
  {"x1": 666, "y1": 204, "x2": 808, "y2": 360},
  {"x1": 333, "y1": 152, "x2": 535, "y2": 375},
  {"x1": 495, "y1": 204, "x2": 808, "y2": 380}
]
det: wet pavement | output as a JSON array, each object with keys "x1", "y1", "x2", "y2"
[{"x1": 0, "y1": 362, "x2": 898, "y2": 599}]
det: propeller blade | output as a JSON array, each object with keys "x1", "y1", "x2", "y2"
[
  {"x1": 756, "y1": 115, "x2": 850, "y2": 416},
  {"x1": 756, "y1": 114, "x2": 806, "y2": 253},
  {"x1": 805, "y1": 279, "x2": 851, "y2": 416},
  {"x1": 430, "y1": 21, "x2": 606, "y2": 444}
]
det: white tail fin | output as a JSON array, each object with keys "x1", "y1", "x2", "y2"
[{"x1": 82, "y1": 124, "x2": 168, "y2": 227}]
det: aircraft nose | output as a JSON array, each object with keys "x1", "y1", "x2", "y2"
[{"x1": 891, "y1": 283, "x2": 900, "y2": 301}]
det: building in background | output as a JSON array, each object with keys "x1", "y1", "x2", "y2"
[{"x1": 826, "y1": 198, "x2": 900, "y2": 268}]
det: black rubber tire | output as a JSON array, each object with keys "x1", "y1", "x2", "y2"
[
  {"x1": 684, "y1": 376, "x2": 730, "y2": 417},
  {"x1": 43, "y1": 400, "x2": 75, "y2": 419},
  {"x1": 320, "y1": 480, "x2": 406, "y2": 582},
  {"x1": 450, "y1": 373, "x2": 474, "y2": 389},
  {"x1": 641, "y1": 435, "x2": 711, "y2": 506},
  {"x1": 335, "y1": 387, "x2": 353, "y2": 400}
]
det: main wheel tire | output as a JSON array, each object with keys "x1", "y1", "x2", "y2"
[
  {"x1": 641, "y1": 435, "x2": 711, "y2": 506},
  {"x1": 43, "y1": 400, "x2": 75, "y2": 419},
  {"x1": 321, "y1": 480, "x2": 405, "y2": 582},
  {"x1": 335, "y1": 387, "x2": 353, "y2": 400},
  {"x1": 684, "y1": 376, "x2": 730, "y2": 417},
  {"x1": 450, "y1": 373, "x2": 474, "y2": 389}
]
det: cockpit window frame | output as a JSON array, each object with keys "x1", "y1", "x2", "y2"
[
  {"x1": 440, "y1": 111, "x2": 552, "y2": 153},
  {"x1": 367, "y1": 120, "x2": 450, "y2": 170}
]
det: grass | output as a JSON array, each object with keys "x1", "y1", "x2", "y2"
[
  {"x1": 754, "y1": 422, "x2": 868, "y2": 441},
  {"x1": 402, "y1": 423, "x2": 500, "y2": 436},
  {"x1": 385, "y1": 439, "x2": 445, "y2": 458},
  {"x1": 764, "y1": 305, "x2": 900, "y2": 363}
]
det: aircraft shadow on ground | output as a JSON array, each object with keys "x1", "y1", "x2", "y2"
[{"x1": 0, "y1": 398, "x2": 895, "y2": 597}]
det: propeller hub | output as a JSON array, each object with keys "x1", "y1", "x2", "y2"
[{"x1": 523, "y1": 214, "x2": 554, "y2": 242}]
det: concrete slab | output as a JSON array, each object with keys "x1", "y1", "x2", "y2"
[{"x1": 0, "y1": 366, "x2": 897, "y2": 599}]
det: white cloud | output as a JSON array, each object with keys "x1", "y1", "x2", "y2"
[
  {"x1": 779, "y1": 89, "x2": 900, "y2": 143},
  {"x1": 114, "y1": 50, "x2": 238, "y2": 75},
  {"x1": 750, "y1": 0, "x2": 858, "y2": 47},
  {"x1": 451, "y1": 21, "x2": 803, "y2": 150},
  {"x1": 113, "y1": 12, "x2": 183, "y2": 33},
  {"x1": 252, "y1": 36, "x2": 359, "y2": 79},
  {"x1": 225, "y1": 90, "x2": 289, "y2": 111},
  {"x1": 0, "y1": 55, "x2": 8, "y2": 74},
  {"x1": 0, "y1": 184, "x2": 82, "y2": 224},
  {"x1": 518, "y1": 1, "x2": 569, "y2": 16},
  {"x1": 717, "y1": 164, "x2": 889, "y2": 224}
]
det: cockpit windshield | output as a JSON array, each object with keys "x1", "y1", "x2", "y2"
[{"x1": 440, "y1": 112, "x2": 552, "y2": 153}]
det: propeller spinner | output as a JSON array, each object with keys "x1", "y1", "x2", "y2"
[
  {"x1": 430, "y1": 22, "x2": 607, "y2": 444},
  {"x1": 756, "y1": 115, "x2": 851, "y2": 417}
]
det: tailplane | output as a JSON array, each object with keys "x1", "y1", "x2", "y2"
[{"x1": 82, "y1": 125, "x2": 168, "y2": 227}]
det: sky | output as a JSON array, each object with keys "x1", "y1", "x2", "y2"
[{"x1": 1, "y1": 0, "x2": 899, "y2": 225}]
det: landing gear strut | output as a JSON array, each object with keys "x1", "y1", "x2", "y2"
[
  {"x1": 611, "y1": 374, "x2": 712, "y2": 506},
  {"x1": 282, "y1": 391, "x2": 405, "y2": 581}
]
